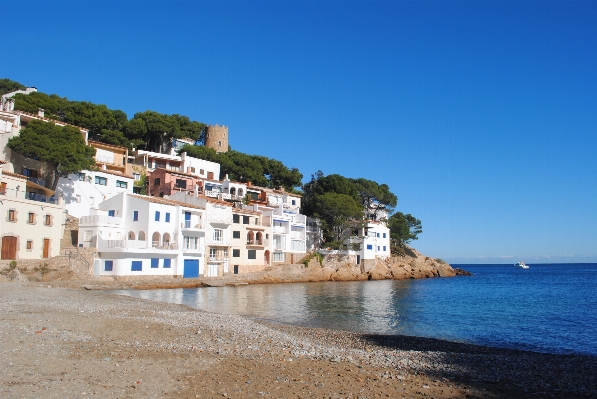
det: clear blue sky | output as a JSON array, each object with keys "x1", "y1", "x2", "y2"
[{"x1": 2, "y1": 1, "x2": 596, "y2": 264}]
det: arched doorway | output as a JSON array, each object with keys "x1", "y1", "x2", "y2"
[
  {"x1": 152, "y1": 232, "x2": 161, "y2": 248},
  {"x1": 128, "y1": 231, "x2": 135, "y2": 240},
  {"x1": 264, "y1": 250, "x2": 270, "y2": 265}
]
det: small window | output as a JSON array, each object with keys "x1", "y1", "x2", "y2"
[
  {"x1": 108, "y1": 210, "x2": 115, "y2": 217},
  {"x1": 154, "y1": 178, "x2": 160, "y2": 186},
  {"x1": 95, "y1": 176, "x2": 107, "y2": 186},
  {"x1": 151, "y1": 258, "x2": 159, "y2": 268},
  {"x1": 116, "y1": 180, "x2": 127, "y2": 188},
  {"x1": 233, "y1": 231, "x2": 241, "y2": 239},
  {"x1": 292, "y1": 200, "x2": 296, "y2": 205},
  {"x1": 377, "y1": 246, "x2": 380, "y2": 251},
  {"x1": 383, "y1": 233, "x2": 386, "y2": 238},
  {"x1": 233, "y1": 214, "x2": 239, "y2": 223},
  {"x1": 190, "y1": 167, "x2": 196, "y2": 173},
  {"x1": 131, "y1": 261, "x2": 142, "y2": 271},
  {"x1": 200, "y1": 169, "x2": 204, "y2": 175},
  {"x1": 104, "y1": 260, "x2": 113, "y2": 271},
  {"x1": 76, "y1": 194, "x2": 81, "y2": 203},
  {"x1": 133, "y1": 211, "x2": 139, "y2": 221},
  {"x1": 233, "y1": 249, "x2": 240, "y2": 257},
  {"x1": 155, "y1": 211, "x2": 160, "y2": 221},
  {"x1": 234, "y1": 265, "x2": 239, "y2": 274},
  {"x1": 242, "y1": 216, "x2": 249, "y2": 224},
  {"x1": 248, "y1": 250, "x2": 256, "y2": 260},
  {"x1": 45, "y1": 214, "x2": 51, "y2": 225},
  {"x1": 8, "y1": 209, "x2": 16, "y2": 222},
  {"x1": 78, "y1": 173, "x2": 86, "y2": 181},
  {"x1": 26, "y1": 240, "x2": 33, "y2": 250},
  {"x1": 383, "y1": 246, "x2": 387, "y2": 251},
  {"x1": 133, "y1": 173, "x2": 140, "y2": 181},
  {"x1": 163, "y1": 259, "x2": 171, "y2": 268},
  {"x1": 366, "y1": 244, "x2": 373, "y2": 250},
  {"x1": 28, "y1": 212, "x2": 35, "y2": 224},
  {"x1": 165, "y1": 213, "x2": 170, "y2": 223},
  {"x1": 175, "y1": 179, "x2": 187, "y2": 189},
  {"x1": 89, "y1": 197, "x2": 94, "y2": 205}
]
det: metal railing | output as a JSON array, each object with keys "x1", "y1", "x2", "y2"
[{"x1": 0, "y1": 188, "x2": 57, "y2": 204}]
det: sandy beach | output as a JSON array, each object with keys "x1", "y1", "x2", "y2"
[{"x1": 1, "y1": 282, "x2": 595, "y2": 399}]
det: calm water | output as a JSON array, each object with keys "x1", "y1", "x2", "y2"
[{"x1": 112, "y1": 263, "x2": 597, "y2": 356}]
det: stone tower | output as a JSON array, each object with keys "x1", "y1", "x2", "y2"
[{"x1": 204, "y1": 124, "x2": 229, "y2": 153}]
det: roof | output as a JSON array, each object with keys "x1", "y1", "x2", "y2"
[
  {"x1": 89, "y1": 140, "x2": 128, "y2": 151},
  {"x1": 129, "y1": 193, "x2": 206, "y2": 210},
  {"x1": 151, "y1": 168, "x2": 198, "y2": 179},
  {"x1": 95, "y1": 169, "x2": 134, "y2": 179},
  {"x1": 1, "y1": 170, "x2": 27, "y2": 180},
  {"x1": 17, "y1": 111, "x2": 89, "y2": 132},
  {"x1": 232, "y1": 208, "x2": 261, "y2": 216}
]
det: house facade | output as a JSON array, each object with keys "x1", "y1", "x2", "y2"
[{"x1": 0, "y1": 165, "x2": 65, "y2": 260}]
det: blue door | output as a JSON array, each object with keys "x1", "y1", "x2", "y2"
[{"x1": 183, "y1": 259, "x2": 199, "y2": 278}]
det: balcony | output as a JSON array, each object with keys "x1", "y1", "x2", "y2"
[
  {"x1": 247, "y1": 239, "x2": 269, "y2": 247},
  {"x1": 181, "y1": 220, "x2": 205, "y2": 230},
  {"x1": 99, "y1": 238, "x2": 178, "y2": 251},
  {"x1": 206, "y1": 237, "x2": 231, "y2": 246},
  {"x1": 208, "y1": 256, "x2": 229, "y2": 262},
  {"x1": 1, "y1": 188, "x2": 57, "y2": 204},
  {"x1": 80, "y1": 214, "x2": 123, "y2": 226},
  {"x1": 205, "y1": 190, "x2": 220, "y2": 198},
  {"x1": 95, "y1": 154, "x2": 124, "y2": 166}
]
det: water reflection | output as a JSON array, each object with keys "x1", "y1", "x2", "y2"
[{"x1": 112, "y1": 280, "x2": 415, "y2": 335}]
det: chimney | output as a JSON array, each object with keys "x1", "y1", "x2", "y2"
[
  {"x1": 38, "y1": 108, "x2": 45, "y2": 118},
  {"x1": 102, "y1": 164, "x2": 107, "y2": 170},
  {"x1": 180, "y1": 152, "x2": 186, "y2": 161},
  {"x1": 247, "y1": 181, "x2": 252, "y2": 187}
]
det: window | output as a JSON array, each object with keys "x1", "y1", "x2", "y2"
[
  {"x1": 190, "y1": 167, "x2": 196, "y2": 173},
  {"x1": 8, "y1": 209, "x2": 16, "y2": 222},
  {"x1": 377, "y1": 246, "x2": 380, "y2": 251},
  {"x1": 89, "y1": 197, "x2": 94, "y2": 205},
  {"x1": 255, "y1": 218, "x2": 259, "y2": 225},
  {"x1": 163, "y1": 259, "x2": 171, "y2": 268},
  {"x1": 23, "y1": 168, "x2": 38, "y2": 178},
  {"x1": 95, "y1": 176, "x2": 107, "y2": 186},
  {"x1": 175, "y1": 179, "x2": 187, "y2": 189},
  {"x1": 151, "y1": 258, "x2": 159, "y2": 268},
  {"x1": 213, "y1": 229, "x2": 223, "y2": 241},
  {"x1": 133, "y1": 173, "x2": 140, "y2": 181},
  {"x1": 376, "y1": 233, "x2": 380, "y2": 238},
  {"x1": 165, "y1": 213, "x2": 170, "y2": 223},
  {"x1": 233, "y1": 231, "x2": 241, "y2": 239},
  {"x1": 76, "y1": 194, "x2": 81, "y2": 203},
  {"x1": 45, "y1": 214, "x2": 52, "y2": 225},
  {"x1": 233, "y1": 214, "x2": 240, "y2": 223},
  {"x1": 184, "y1": 236, "x2": 198, "y2": 250},
  {"x1": 273, "y1": 252, "x2": 284, "y2": 262},
  {"x1": 383, "y1": 233, "x2": 386, "y2": 238},
  {"x1": 116, "y1": 180, "x2": 127, "y2": 188},
  {"x1": 26, "y1": 240, "x2": 33, "y2": 250},
  {"x1": 210, "y1": 248, "x2": 217, "y2": 259},
  {"x1": 154, "y1": 178, "x2": 160, "y2": 186},
  {"x1": 234, "y1": 265, "x2": 239, "y2": 274},
  {"x1": 292, "y1": 200, "x2": 296, "y2": 205},
  {"x1": 233, "y1": 249, "x2": 240, "y2": 257},
  {"x1": 248, "y1": 250, "x2": 256, "y2": 259},
  {"x1": 78, "y1": 173, "x2": 86, "y2": 181},
  {"x1": 133, "y1": 211, "x2": 139, "y2": 221},
  {"x1": 131, "y1": 261, "x2": 142, "y2": 271},
  {"x1": 108, "y1": 210, "x2": 115, "y2": 217},
  {"x1": 28, "y1": 212, "x2": 35, "y2": 224},
  {"x1": 200, "y1": 169, "x2": 204, "y2": 175},
  {"x1": 155, "y1": 211, "x2": 160, "y2": 221},
  {"x1": 84, "y1": 230, "x2": 92, "y2": 241},
  {"x1": 104, "y1": 260, "x2": 113, "y2": 271},
  {"x1": 242, "y1": 216, "x2": 249, "y2": 224},
  {"x1": 383, "y1": 246, "x2": 387, "y2": 251},
  {"x1": 366, "y1": 244, "x2": 373, "y2": 250}
]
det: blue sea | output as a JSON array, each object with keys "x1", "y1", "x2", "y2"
[{"x1": 113, "y1": 263, "x2": 597, "y2": 356}]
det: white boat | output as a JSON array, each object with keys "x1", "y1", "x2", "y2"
[{"x1": 515, "y1": 261, "x2": 529, "y2": 269}]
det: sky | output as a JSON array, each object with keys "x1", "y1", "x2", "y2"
[{"x1": 2, "y1": 0, "x2": 596, "y2": 264}]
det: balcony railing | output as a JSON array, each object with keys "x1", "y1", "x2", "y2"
[
  {"x1": 206, "y1": 237, "x2": 231, "y2": 246},
  {"x1": 152, "y1": 241, "x2": 178, "y2": 250},
  {"x1": 102, "y1": 239, "x2": 178, "y2": 250},
  {"x1": 1, "y1": 188, "x2": 57, "y2": 204},
  {"x1": 247, "y1": 239, "x2": 269, "y2": 246},
  {"x1": 80, "y1": 214, "x2": 123, "y2": 225},
  {"x1": 96, "y1": 155, "x2": 124, "y2": 166},
  {"x1": 209, "y1": 256, "x2": 229, "y2": 262},
  {"x1": 182, "y1": 220, "x2": 204, "y2": 229}
]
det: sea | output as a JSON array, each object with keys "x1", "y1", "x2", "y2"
[{"x1": 112, "y1": 263, "x2": 597, "y2": 356}]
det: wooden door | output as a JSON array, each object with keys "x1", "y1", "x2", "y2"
[
  {"x1": 42, "y1": 238, "x2": 50, "y2": 258},
  {"x1": 1, "y1": 236, "x2": 17, "y2": 260}
]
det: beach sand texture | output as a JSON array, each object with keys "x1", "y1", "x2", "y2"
[{"x1": 1, "y1": 283, "x2": 595, "y2": 399}]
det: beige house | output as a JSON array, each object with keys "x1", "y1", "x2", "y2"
[
  {"x1": 230, "y1": 207, "x2": 272, "y2": 274},
  {"x1": 0, "y1": 163, "x2": 65, "y2": 260}
]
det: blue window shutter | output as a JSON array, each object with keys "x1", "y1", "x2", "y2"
[
  {"x1": 165, "y1": 213, "x2": 170, "y2": 223},
  {"x1": 108, "y1": 210, "x2": 115, "y2": 217},
  {"x1": 155, "y1": 211, "x2": 160, "y2": 221},
  {"x1": 133, "y1": 211, "x2": 138, "y2": 221},
  {"x1": 383, "y1": 246, "x2": 387, "y2": 251},
  {"x1": 164, "y1": 259, "x2": 171, "y2": 268},
  {"x1": 383, "y1": 233, "x2": 386, "y2": 238},
  {"x1": 151, "y1": 258, "x2": 159, "y2": 268},
  {"x1": 131, "y1": 261, "x2": 142, "y2": 271},
  {"x1": 104, "y1": 260, "x2": 113, "y2": 271},
  {"x1": 367, "y1": 244, "x2": 372, "y2": 250}
]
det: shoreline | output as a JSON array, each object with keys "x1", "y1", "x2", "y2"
[{"x1": 1, "y1": 283, "x2": 595, "y2": 398}]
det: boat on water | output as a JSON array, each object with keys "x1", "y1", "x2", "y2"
[{"x1": 515, "y1": 261, "x2": 529, "y2": 269}]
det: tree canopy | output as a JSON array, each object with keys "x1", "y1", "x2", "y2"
[
  {"x1": 312, "y1": 192, "x2": 364, "y2": 245},
  {"x1": 388, "y1": 212, "x2": 423, "y2": 250},
  {"x1": 7, "y1": 120, "x2": 96, "y2": 190},
  {"x1": 0, "y1": 78, "x2": 26, "y2": 96}
]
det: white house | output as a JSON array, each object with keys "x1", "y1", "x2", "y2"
[{"x1": 79, "y1": 193, "x2": 208, "y2": 278}]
